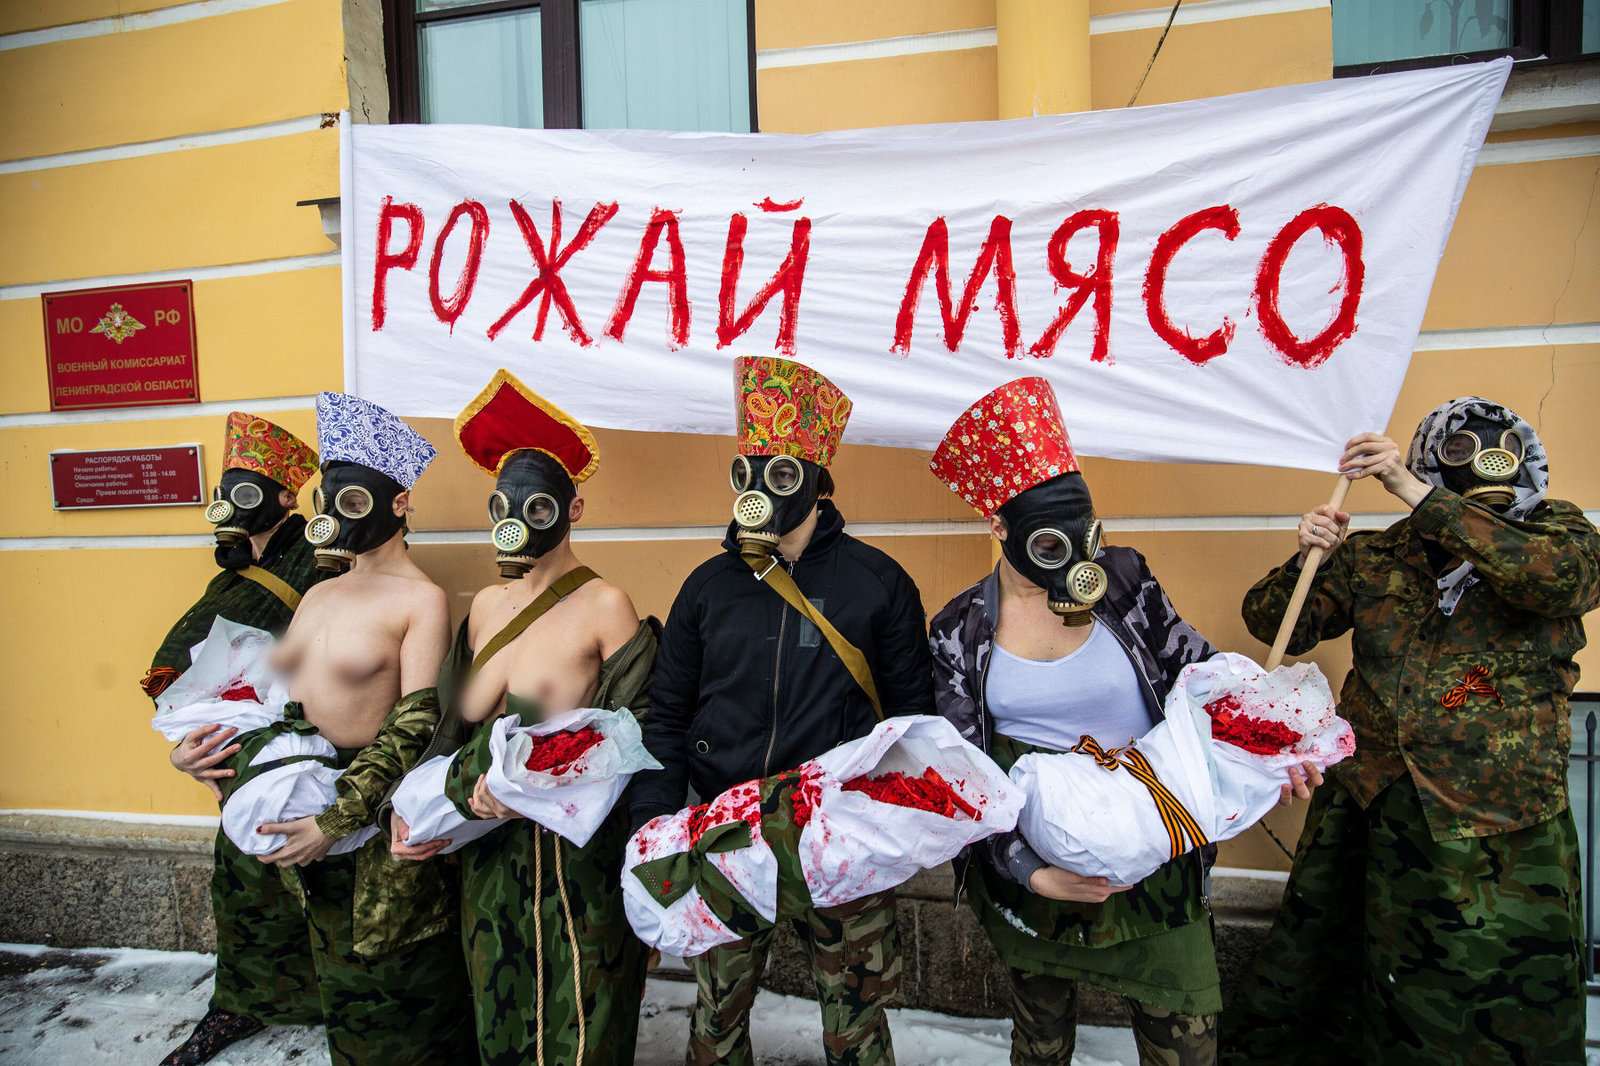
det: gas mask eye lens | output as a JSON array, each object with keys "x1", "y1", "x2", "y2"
[
  {"x1": 488, "y1": 491, "x2": 511, "y2": 523},
  {"x1": 764, "y1": 456, "x2": 802, "y2": 497},
  {"x1": 334, "y1": 485, "x2": 374, "y2": 520},
  {"x1": 313, "y1": 488, "x2": 326, "y2": 514},
  {"x1": 1026, "y1": 529, "x2": 1071, "y2": 569},
  {"x1": 212, "y1": 486, "x2": 226, "y2": 503},
  {"x1": 730, "y1": 455, "x2": 753, "y2": 492},
  {"x1": 1500, "y1": 429, "x2": 1524, "y2": 461},
  {"x1": 1083, "y1": 518, "x2": 1103, "y2": 561},
  {"x1": 1440, "y1": 431, "x2": 1478, "y2": 466},
  {"x1": 524, "y1": 494, "x2": 559, "y2": 530},
  {"x1": 229, "y1": 482, "x2": 264, "y2": 510}
]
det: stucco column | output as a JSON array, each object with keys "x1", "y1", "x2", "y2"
[{"x1": 996, "y1": 0, "x2": 1092, "y2": 118}]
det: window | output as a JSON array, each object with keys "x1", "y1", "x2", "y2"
[
  {"x1": 384, "y1": 0, "x2": 756, "y2": 130},
  {"x1": 1332, "y1": 0, "x2": 1599, "y2": 75}
]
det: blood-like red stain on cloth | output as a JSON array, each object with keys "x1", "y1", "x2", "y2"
[
  {"x1": 523, "y1": 726, "x2": 605, "y2": 774},
  {"x1": 218, "y1": 683, "x2": 261, "y2": 703},
  {"x1": 841, "y1": 766, "x2": 980, "y2": 820},
  {"x1": 1204, "y1": 694, "x2": 1304, "y2": 756}
]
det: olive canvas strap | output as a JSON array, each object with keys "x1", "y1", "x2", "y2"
[
  {"x1": 471, "y1": 566, "x2": 598, "y2": 675},
  {"x1": 740, "y1": 553, "x2": 883, "y2": 721},
  {"x1": 237, "y1": 565, "x2": 303, "y2": 612}
]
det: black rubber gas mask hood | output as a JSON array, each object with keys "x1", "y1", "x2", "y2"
[
  {"x1": 304, "y1": 461, "x2": 406, "y2": 573},
  {"x1": 728, "y1": 453, "x2": 822, "y2": 559},
  {"x1": 487, "y1": 450, "x2": 576, "y2": 579},
  {"x1": 997, "y1": 473, "x2": 1107, "y2": 626}
]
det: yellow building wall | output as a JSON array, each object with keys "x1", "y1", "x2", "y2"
[{"x1": 2, "y1": 0, "x2": 1595, "y2": 878}]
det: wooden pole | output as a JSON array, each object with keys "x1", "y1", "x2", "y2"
[{"x1": 1264, "y1": 477, "x2": 1352, "y2": 671}]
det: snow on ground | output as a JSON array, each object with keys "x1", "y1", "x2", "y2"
[{"x1": 0, "y1": 944, "x2": 1139, "y2": 1065}]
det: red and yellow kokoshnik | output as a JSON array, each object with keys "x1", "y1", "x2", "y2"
[
  {"x1": 454, "y1": 367, "x2": 600, "y2": 482},
  {"x1": 733, "y1": 355, "x2": 853, "y2": 467},
  {"x1": 929, "y1": 376, "x2": 1081, "y2": 518},
  {"x1": 222, "y1": 410, "x2": 318, "y2": 494}
]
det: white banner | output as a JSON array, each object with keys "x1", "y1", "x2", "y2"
[{"x1": 342, "y1": 60, "x2": 1508, "y2": 472}]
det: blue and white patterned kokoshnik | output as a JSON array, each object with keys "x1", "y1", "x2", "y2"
[
  {"x1": 1405, "y1": 396, "x2": 1549, "y2": 616},
  {"x1": 315, "y1": 391, "x2": 437, "y2": 490}
]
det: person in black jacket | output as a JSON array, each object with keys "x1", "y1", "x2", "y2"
[{"x1": 634, "y1": 355, "x2": 934, "y2": 1066}]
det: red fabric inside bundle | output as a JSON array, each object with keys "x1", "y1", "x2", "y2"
[
  {"x1": 218, "y1": 683, "x2": 262, "y2": 703},
  {"x1": 1205, "y1": 694, "x2": 1303, "y2": 756},
  {"x1": 523, "y1": 726, "x2": 605, "y2": 774},
  {"x1": 842, "y1": 766, "x2": 979, "y2": 819}
]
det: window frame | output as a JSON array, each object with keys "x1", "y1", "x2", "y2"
[
  {"x1": 1332, "y1": 0, "x2": 1595, "y2": 77},
  {"x1": 383, "y1": 0, "x2": 759, "y2": 130}
]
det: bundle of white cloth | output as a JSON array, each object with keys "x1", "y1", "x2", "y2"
[
  {"x1": 391, "y1": 706, "x2": 661, "y2": 852},
  {"x1": 623, "y1": 714, "x2": 1021, "y2": 958},
  {"x1": 150, "y1": 617, "x2": 289, "y2": 742},
  {"x1": 1012, "y1": 653, "x2": 1355, "y2": 887},
  {"x1": 221, "y1": 731, "x2": 378, "y2": 857}
]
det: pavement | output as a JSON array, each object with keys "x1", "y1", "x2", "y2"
[{"x1": 0, "y1": 944, "x2": 1142, "y2": 1065}]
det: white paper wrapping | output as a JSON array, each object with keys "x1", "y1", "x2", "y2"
[
  {"x1": 221, "y1": 732, "x2": 378, "y2": 857},
  {"x1": 150, "y1": 617, "x2": 290, "y2": 742},
  {"x1": 389, "y1": 753, "x2": 509, "y2": 854}
]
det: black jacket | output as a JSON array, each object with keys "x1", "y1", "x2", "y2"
[{"x1": 632, "y1": 500, "x2": 935, "y2": 822}]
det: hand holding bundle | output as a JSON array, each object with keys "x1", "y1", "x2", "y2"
[{"x1": 220, "y1": 724, "x2": 378, "y2": 857}]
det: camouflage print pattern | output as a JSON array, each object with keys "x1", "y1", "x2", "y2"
[
  {"x1": 1007, "y1": 965, "x2": 1217, "y2": 1066},
  {"x1": 207, "y1": 829, "x2": 322, "y2": 1026},
  {"x1": 301, "y1": 846, "x2": 477, "y2": 1066},
  {"x1": 1221, "y1": 778, "x2": 1584, "y2": 1065},
  {"x1": 1242, "y1": 491, "x2": 1600, "y2": 841},
  {"x1": 457, "y1": 806, "x2": 649, "y2": 1066},
  {"x1": 687, "y1": 889, "x2": 903, "y2": 1066}
]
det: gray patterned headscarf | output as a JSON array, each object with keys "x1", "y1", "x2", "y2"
[{"x1": 1405, "y1": 396, "x2": 1549, "y2": 615}]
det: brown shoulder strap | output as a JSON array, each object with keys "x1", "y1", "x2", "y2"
[
  {"x1": 237, "y1": 565, "x2": 302, "y2": 612},
  {"x1": 741, "y1": 554, "x2": 883, "y2": 721},
  {"x1": 470, "y1": 566, "x2": 598, "y2": 675}
]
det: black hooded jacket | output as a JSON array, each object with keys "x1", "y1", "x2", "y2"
[{"x1": 632, "y1": 500, "x2": 935, "y2": 822}]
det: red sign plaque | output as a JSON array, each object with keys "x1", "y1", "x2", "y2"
[
  {"x1": 50, "y1": 445, "x2": 206, "y2": 510},
  {"x1": 42, "y1": 281, "x2": 199, "y2": 411}
]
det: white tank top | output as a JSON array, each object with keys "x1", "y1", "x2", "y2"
[{"x1": 987, "y1": 621, "x2": 1154, "y2": 753}]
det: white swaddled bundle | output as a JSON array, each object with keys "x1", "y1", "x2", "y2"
[
  {"x1": 221, "y1": 731, "x2": 379, "y2": 857},
  {"x1": 1012, "y1": 653, "x2": 1355, "y2": 886},
  {"x1": 623, "y1": 714, "x2": 1020, "y2": 958},
  {"x1": 150, "y1": 617, "x2": 289, "y2": 741}
]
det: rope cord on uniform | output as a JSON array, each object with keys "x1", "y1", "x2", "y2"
[
  {"x1": 533, "y1": 827, "x2": 546, "y2": 1066},
  {"x1": 553, "y1": 838, "x2": 587, "y2": 1064}
]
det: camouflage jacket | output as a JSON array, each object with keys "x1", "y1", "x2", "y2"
[
  {"x1": 1243, "y1": 489, "x2": 1599, "y2": 842},
  {"x1": 278, "y1": 688, "x2": 455, "y2": 958},
  {"x1": 148, "y1": 515, "x2": 323, "y2": 687},
  {"x1": 929, "y1": 549, "x2": 1217, "y2": 939}
]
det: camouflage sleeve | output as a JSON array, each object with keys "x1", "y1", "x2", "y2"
[
  {"x1": 1410, "y1": 491, "x2": 1600, "y2": 617},
  {"x1": 315, "y1": 687, "x2": 443, "y2": 841},
  {"x1": 1240, "y1": 539, "x2": 1357, "y2": 655},
  {"x1": 442, "y1": 721, "x2": 495, "y2": 820}
]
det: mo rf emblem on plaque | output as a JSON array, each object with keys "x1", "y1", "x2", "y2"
[{"x1": 90, "y1": 302, "x2": 147, "y2": 344}]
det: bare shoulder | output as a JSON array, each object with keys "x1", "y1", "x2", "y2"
[{"x1": 583, "y1": 578, "x2": 639, "y2": 623}]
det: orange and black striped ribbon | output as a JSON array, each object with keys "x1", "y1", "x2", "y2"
[
  {"x1": 1072, "y1": 735, "x2": 1210, "y2": 860},
  {"x1": 1441, "y1": 665, "x2": 1502, "y2": 708}
]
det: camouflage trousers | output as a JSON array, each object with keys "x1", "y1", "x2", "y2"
[
  {"x1": 1221, "y1": 778, "x2": 1584, "y2": 1065},
  {"x1": 687, "y1": 889, "x2": 903, "y2": 1066},
  {"x1": 208, "y1": 828, "x2": 322, "y2": 1026},
  {"x1": 301, "y1": 850, "x2": 478, "y2": 1066},
  {"x1": 1007, "y1": 965, "x2": 1217, "y2": 1066},
  {"x1": 460, "y1": 810, "x2": 649, "y2": 1066}
]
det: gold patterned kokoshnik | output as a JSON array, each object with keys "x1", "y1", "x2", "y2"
[
  {"x1": 732, "y1": 356, "x2": 853, "y2": 467},
  {"x1": 223, "y1": 411, "x2": 319, "y2": 493}
]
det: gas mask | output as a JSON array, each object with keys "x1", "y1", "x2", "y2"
[
  {"x1": 1436, "y1": 414, "x2": 1525, "y2": 512},
  {"x1": 729, "y1": 453, "x2": 821, "y2": 559},
  {"x1": 206, "y1": 469, "x2": 290, "y2": 549},
  {"x1": 997, "y1": 473, "x2": 1107, "y2": 627},
  {"x1": 486, "y1": 450, "x2": 575, "y2": 579},
  {"x1": 304, "y1": 461, "x2": 407, "y2": 573}
]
